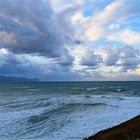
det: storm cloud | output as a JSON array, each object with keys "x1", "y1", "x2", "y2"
[
  {"x1": 0, "y1": 0, "x2": 140, "y2": 81},
  {"x1": 0, "y1": 0, "x2": 74, "y2": 59}
]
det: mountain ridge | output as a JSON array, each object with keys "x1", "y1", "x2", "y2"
[{"x1": 0, "y1": 75, "x2": 39, "y2": 83}]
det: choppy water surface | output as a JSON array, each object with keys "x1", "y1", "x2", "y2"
[{"x1": 0, "y1": 82, "x2": 140, "y2": 140}]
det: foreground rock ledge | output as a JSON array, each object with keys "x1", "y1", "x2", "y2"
[{"x1": 84, "y1": 115, "x2": 140, "y2": 140}]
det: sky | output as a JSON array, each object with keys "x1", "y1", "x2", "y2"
[{"x1": 0, "y1": 0, "x2": 140, "y2": 81}]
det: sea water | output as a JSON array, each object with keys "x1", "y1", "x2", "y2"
[{"x1": 0, "y1": 82, "x2": 140, "y2": 140}]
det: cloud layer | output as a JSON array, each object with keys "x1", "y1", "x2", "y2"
[
  {"x1": 0, "y1": 0, "x2": 75, "y2": 59},
  {"x1": 0, "y1": 0, "x2": 140, "y2": 81}
]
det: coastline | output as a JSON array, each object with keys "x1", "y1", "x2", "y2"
[{"x1": 84, "y1": 115, "x2": 140, "y2": 140}]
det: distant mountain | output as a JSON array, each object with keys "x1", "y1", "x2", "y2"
[{"x1": 0, "y1": 76, "x2": 39, "y2": 83}]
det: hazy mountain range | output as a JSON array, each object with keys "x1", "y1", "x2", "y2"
[{"x1": 0, "y1": 76, "x2": 39, "y2": 83}]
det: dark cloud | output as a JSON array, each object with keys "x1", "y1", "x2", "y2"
[
  {"x1": 0, "y1": 50, "x2": 42, "y2": 78},
  {"x1": 79, "y1": 45, "x2": 140, "y2": 73},
  {"x1": 0, "y1": 0, "x2": 74, "y2": 60},
  {"x1": 0, "y1": 49, "x2": 75, "y2": 80},
  {"x1": 55, "y1": 54, "x2": 74, "y2": 66},
  {"x1": 80, "y1": 49, "x2": 103, "y2": 66},
  {"x1": 103, "y1": 45, "x2": 140, "y2": 71},
  {"x1": 40, "y1": 65, "x2": 81, "y2": 81}
]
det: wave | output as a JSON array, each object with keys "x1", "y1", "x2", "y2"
[
  {"x1": 86, "y1": 87, "x2": 99, "y2": 91},
  {"x1": 2, "y1": 98, "x2": 53, "y2": 111},
  {"x1": 114, "y1": 88, "x2": 126, "y2": 92},
  {"x1": 27, "y1": 89, "x2": 41, "y2": 92},
  {"x1": 28, "y1": 102, "x2": 107, "y2": 124},
  {"x1": 100, "y1": 95, "x2": 125, "y2": 100}
]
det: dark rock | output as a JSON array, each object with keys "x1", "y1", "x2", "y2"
[{"x1": 85, "y1": 115, "x2": 140, "y2": 140}]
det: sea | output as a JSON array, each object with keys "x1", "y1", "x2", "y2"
[{"x1": 0, "y1": 81, "x2": 140, "y2": 140}]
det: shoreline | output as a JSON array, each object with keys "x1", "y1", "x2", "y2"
[{"x1": 84, "y1": 115, "x2": 140, "y2": 140}]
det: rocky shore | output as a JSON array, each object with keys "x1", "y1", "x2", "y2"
[{"x1": 85, "y1": 115, "x2": 140, "y2": 140}]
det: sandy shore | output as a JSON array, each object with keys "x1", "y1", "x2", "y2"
[{"x1": 84, "y1": 115, "x2": 140, "y2": 140}]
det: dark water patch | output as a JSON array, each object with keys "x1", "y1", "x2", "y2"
[
  {"x1": 85, "y1": 95, "x2": 91, "y2": 98},
  {"x1": 118, "y1": 97, "x2": 126, "y2": 101},
  {"x1": 129, "y1": 92, "x2": 140, "y2": 97}
]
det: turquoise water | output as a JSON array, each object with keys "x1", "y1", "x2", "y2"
[{"x1": 0, "y1": 82, "x2": 140, "y2": 140}]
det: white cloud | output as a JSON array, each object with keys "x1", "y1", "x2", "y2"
[
  {"x1": 49, "y1": 0, "x2": 85, "y2": 12},
  {"x1": 73, "y1": 0, "x2": 140, "y2": 44},
  {"x1": 82, "y1": 0, "x2": 125, "y2": 41},
  {"x1": 108, "y1": 29, "x2": 140, "y2": 45}
]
